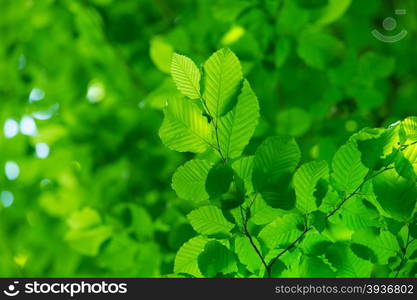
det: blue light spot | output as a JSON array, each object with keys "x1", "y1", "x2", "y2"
[
  {"x1": 20, "y1": 116, "x2": 37, "y2": 136},
  {"x1": 29, "y1": 88, "x2": 45, "y2": 103},
  {"x1": 5, "y1": 161, "x2": 20, "y2": 180},
  {"x1": 1, "y1": 191, "x2": 14, "y2": 207},
  {"x1": 3, "y1": 118, "x2": 19, "y2": 138},
  {"x1": 35, "y1": 143, "x2": 50, "y2": 159},
  {"x1": 32, "y1": 103, "x2": 60, "y2": 120}
]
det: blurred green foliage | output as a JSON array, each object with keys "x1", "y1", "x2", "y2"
[{"x1": 0, "y1": 0, "x2": 416, "y2": 277}]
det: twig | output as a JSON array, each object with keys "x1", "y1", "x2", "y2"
[{"x1": 239, "y1": 204, "x2": 271, "y2": 278}]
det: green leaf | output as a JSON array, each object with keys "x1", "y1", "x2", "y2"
[
  {"x1": 276, "y1": 108, "x2": 312, "y2": 137},
  {"x1": 203, "y1": 48, "x2": 243, "y2": 119},
  {"x1": 150, "y1": 36, "x2": 174, "y2": 73},
  {"x1": 352, "y1": 229, "x2": 400, "y2": 265},
  {"x1": 187, "y1": 205, "x2": 234, "y2": 237},
  {"x1": 65, "y1": 208, "x2": 112, "y2": 256},
  {"x1": 294, "y1": 161, "x2": 329, "y2": 213},
  {"x1": 234, "y1": 236, "x2": 263, "y2": 273},
  {"x1": 335, "y1": 197, "x2": 379, "y2": 230},
  {"x1": 297, "y1": 28, "x2": 344, "y2": 70},
  {"x1": 401, "y1": 143, "x2": 417, "y2": 177},
  {"x1": 65, "y1": 226, "x2": 112, "y2": 256},
  {"x1": 159, "y1": 96, "x2": 211, "y2": 153},
  {"x1": 258, "y1": 213, "x2": 303, "y2": 250},
  {"x1": 198, "y1": 241, "x2": 237, "y2": 277},
  {"x1": 356, "y1": 128, "x2": 399, "y2": 170},
  {"x1": 232, "y1": 156, "x2": 255, "y2": 194},
  {"x1": 300, "y1": 256, "x2": 335, "y2": 278},
  {"x1": 253, "y1": 136, "x2": 301, "y2": 209},
  {"x1": 401, "y1": 117, "x2": 417, "y2": 143},
  {"x1": 357, "y1": 52, "x2": 395, "y2": 84},
  {"x1": 308, "y1": 210, "x2": 327, "y2": 233},
  {"x1": 218, "y1": 80, "x2": 259, "y2": 159},
  {"x1": 373, "y1": 169, "x2": 417, "y2": 221},
  {"x1": 218, "y1": 174, "x2": 246, "y2": 209},
  {"x1": 325, "y1": 242, "x2": 372, "y2": 277},
  {"x1": 270, "y1": 259, "x2": 287, "y2": 277},
  {"x1": 395, "y1": 151, "x2": 416, "y2": 181},
  {"x1": 250, "y1": 196, "x2": 284, "y2": 225},
  {"x1": 331, "y1": 142, "x2": 368, "y2": 194},
  {"x1": 350, "y1": 243, "x2": 377, "y2": 263},
  {"x1": 172, "y1": 159, "x2": 212, "y2": 203},
  {"x1": 171, "y1": 53, "x2": 201, "y2": 99},
  {"x1": 314, "y1": 178, "x2": 328, "y2": 207},
  {"x1": 316, "y1": 0, "x2": 352, "y2": 26},
  {"x1": 205, "y1": 164, "x2": 234, "y2": 199},
  {"x1": 174, "y1": 236, "x2": 208, "y2": 277}
]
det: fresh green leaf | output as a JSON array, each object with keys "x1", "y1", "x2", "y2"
[
  {"x1": 187, "y1": 205, "x2": 234, "y2": 237},
  {"x1": 159, "y1": 96, "x2": 211, "y2": 153},
  {"x1": 172, "y1": 159, "x2": 212, "y2": 203},
  {"x1": 171, "y1": 53, "x2": 201, "y2": 99},
  {"x1": 218, "y1": 80, "x2": 259, "y2": 159},
  {"x1": 373, "y1": 169, "x2": 417, "y2": 221},
  {"x1": 205, "y1": 163, "x2": 234, "y2": 198},
  {"x1": 294, "y1": 161, "x2": 329, "y2": 213},
  {"x1": 174, "y1": 236, "x2": 209, "y2": 277},
  {"x1": 198, "y1": 240, "x2": 238, "y2": 277},
  {"x1": 203, "y1": 48, "x2": 243, "y2": 119},
  {"x1": 331, "y1": 142, "x2": 368, "y2": 194},
  {"x1": 253, "y1": 136, "x2": 301, "y2": 209},
  {"x1": 258, "y1": 213, "x2": 304, "y2": 250}
]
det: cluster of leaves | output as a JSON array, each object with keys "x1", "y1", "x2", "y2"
[{"x1": 161, "y1": 48, "x2": 417, "y2": 278}]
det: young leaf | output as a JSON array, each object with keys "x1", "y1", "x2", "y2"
[
  {"x1": 316, "y1": 0, "x2": 352, "y2": 26},
  {"x1": 174, "y1": 235, "x2": 209, "y2": 277},
  {"x1": 300, "y1": 256, "x2": 335, "y2": 278},
  {"x1": 172, "y1": 159, "x2": 212, "y2": 203},
  {"x1": 294, "y1": 160, "x2": 329, "y2": 214},
  {"x1": 205, "y1": 164, "x2": 234, "y2": 199},
  {"x1": 218, "y1": 80, "x2": 260, "y2": 159},
  {"x1": 297, "y1": 28, "x2": 344, "y2": 70},
  {"x1": 203, "y1": 48, "x2": 243, "y2": 119},
  {"x1": 356, "y1": 128, "x2": 398, "y2": 170},
  {"x1": 258, "y1": 213, "x2": 303, "y2": 250},
  {"x1": 234, "y1": 236, "x2": 263, "y2": 273},
  {"x1": 401, "y1": 116, "x2": 417, "y2": 143},
  {"x1": 187, "y1": 205, "x2": 234, "y2": 237},
  {"x1": 232, "y1": 156, "x2": 255, "y2": 194},
  {"x1": 159, "y1": 97, "x2": 211, "y2": 153},
  {"x1": 352, "y1": 230, "x2": 400, "y2": 265},
  {"x1": 171, "y1": 53, "x2": 201, "y2": 99},
  {"x1": 335, "y1": 197, "x2": 379, "y2": 230},
  {"x1": 250, "y1": 196, "x2": 284, "y2": 226},
  {"x1": 252, "y1": 136, "x2": 301, "y2": 209},
  {"x1": 308, "y1": 210, "x2": 327, "y2": 233},
  {"x1": 373, "y1": 169, "x2": 417, "y2": 221},
  {"x1": 150, "y1": 36, "x2": 173, "y2": 73},
  {"x1": 325, "y1": 242, "x2": 372, "y2": 277},
  {"x1": 198, "y1": 241, "x2": 238, "y2": 277},
  {"x1": 331, "y1": 142, "x2": 368, "y2": 194}
]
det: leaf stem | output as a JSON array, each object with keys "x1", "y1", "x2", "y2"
[{"x1": 239, "y1": 203, "x2": 271, "y2": 278}]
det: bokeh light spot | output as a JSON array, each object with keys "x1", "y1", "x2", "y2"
[
  {"x1": 3, "y1": 118, "x2": 19, "y2": 138},
  {"x1": 5, "y1": 161, "x2": 20, "y2": 180},
  {"x1": 1, "y1": 191, "x2": 14, "y2": 207},
  {"x1": 36, "y1": 143, "x2": 50, "y2": 159},
  {"x1": 20, "y1": 115, "x2": 38, "y2": 136},
  {"x1": 29, "y1": 88, "x2": 45, "y2": 103}
]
